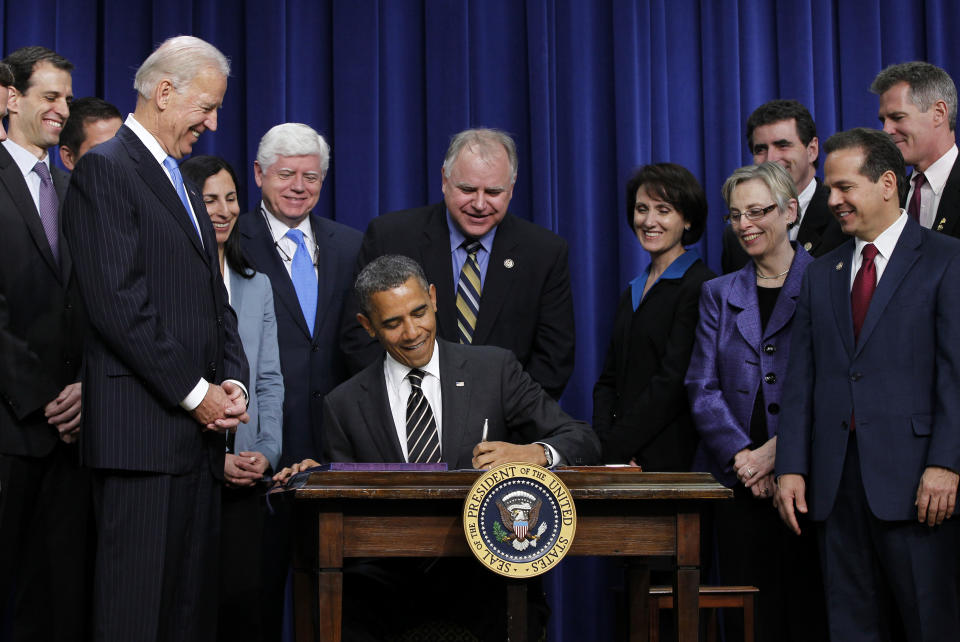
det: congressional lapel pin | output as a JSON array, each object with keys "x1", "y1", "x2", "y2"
[
  {"x1": 504, "y1": 259, "x2": 515, "y2": 269},
  {"x1": 937, "y1": 217, "x2": 946, "y2": 231},
  {"x1": 456, "y1": 381, "x2": 465, "y2": 387},
  {"x1": 803, "y1": 241, "x2": 813, "y2": 252},
  {"x1": 835, "y1": 262, "x2": 843, "y2": 271}
]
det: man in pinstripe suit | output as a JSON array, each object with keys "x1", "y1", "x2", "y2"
[{"x1": 63, "y1": 37, "x2": 249, "y2": 642}]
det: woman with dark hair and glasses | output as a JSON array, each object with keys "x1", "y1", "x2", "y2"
[
  {"x1": 181, "y1": 155, "x2": 283, "y2": 640},
  {"x1": 685, "y1": 161, "x2": 826, "y2": 641},
  {"x1": 593, "y1": 163, "x2": 714, "y2": 470}
]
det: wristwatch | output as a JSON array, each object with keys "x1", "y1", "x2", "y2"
[{"x1": 541, "y1": 444, "x2": 554, "y2": 467}]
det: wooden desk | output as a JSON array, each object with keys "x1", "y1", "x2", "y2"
[{"x1": 287, "y1": 469, "x2": 730, "y2": 641}]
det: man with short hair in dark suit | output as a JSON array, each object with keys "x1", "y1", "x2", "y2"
[
  {"x1": 236, "y1": 122, "x2": 361, "y2": 642},
  {"x1": 278, "y1": 254, "x2": 599, "y2": 640},
  {"x1": 58, "y1": 96, "x2": 122, "y2": 171},
  {"x1": 776, "y1": 128, "x2": 960, "y2": 641},
  {"x1": 721, "y1": 100, "x2": 847, "y2": 273},
  {"x1": 341, "y1": 128, "x2": 575, "y2": 399},
  {"x1": 872, "y1": 61, "x2": 960, "y2": 237},
  {"x1": 0, "y1": 47, "x2": 90, "y2": 642},
  {"x1": 63, "y1": 36, "x2": 249, "y2": 642}
]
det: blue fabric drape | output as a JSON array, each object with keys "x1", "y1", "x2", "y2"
[{"x1": 6, "y1": 1, "x2": 960, "y2": 638}]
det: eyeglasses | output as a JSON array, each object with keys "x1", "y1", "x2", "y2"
[{"x1": 723, "y1": 203, "x2": 778, "y2": 224}]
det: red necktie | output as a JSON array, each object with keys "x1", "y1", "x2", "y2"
[
  {"x1": 908, "y1": 172, "x2": 925, "y2": 222},
  {"x1": 851, "y1": 243, "x2": 879, "y2": 342}
]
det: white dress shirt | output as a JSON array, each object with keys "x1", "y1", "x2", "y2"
[
  {"x1": 849, "y1": 211, "x2": 909, "y2": 290},
  {"x1": 789, "y1": 177, "x2": 818, "y2": 242},
  {"x1": 906, "y1": 144, "x2": 958, "y2": 229},
  {"x1": 260, "y1": 203, "x2": 320, "y2": 280},
  {"x1": 383, "y1": 342, "x2": 444, "y2": 462},
  {"x1": 2, "y1": 138, "x2": 49, "y2": 214}
]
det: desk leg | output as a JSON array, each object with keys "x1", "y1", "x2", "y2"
[
  {"x1": 506, "y1": 581, "x2": 527, "y2": 642},
  {"x1": 627, "y1": 561, "x2": 651, "y2": 642},
  {"x1": 313, "y1": 510, "x2": 344, "y2": 642},
  {"x1": 675, "y1": 512, "x2": 700, "y2": 642}
]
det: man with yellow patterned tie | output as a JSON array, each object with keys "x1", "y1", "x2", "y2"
[{"x1": 341, "y1": 128, "x2": 576, "y2": 399}]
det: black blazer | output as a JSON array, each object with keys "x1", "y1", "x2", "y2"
[
  {"x1": 593, "y1": 259, "x2": 714, "y2": 469},
  {"x1": 63, "y1": 125, "x2": 248, "y2": 476},
  {"x1": 322, "y1": 340, "x2": 600, "y2": 468},
  {"x1": 904, "y1": 159, "x2": 960, "y2": 238},
  {"x1": 721, "y1": 181, "x2": 847, "y2": 273},
  {"x1": 0, "y1": 145, "x2": 84, "y2": 457},
  {"x1": 237, "y1": 209, "x2": 362, "y2": 467},
  {"x1": 340, "y1": 202, "x2": 575, "y2": 398}
]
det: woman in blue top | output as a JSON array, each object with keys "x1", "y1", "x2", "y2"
[
  {"x1": 593, "y1": 163, "x2": 714, "y2": 470},
  {"x1": 181, "y1": 155, "x2": 283, "y2": 640}
]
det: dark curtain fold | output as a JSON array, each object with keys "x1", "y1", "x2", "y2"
[{"x1": 5, "y1": 1, "x2": 960, "y2": 638}]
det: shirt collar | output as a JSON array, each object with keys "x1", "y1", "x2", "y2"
[
  {"x1": 260, "y1": 201, "x2": 314, "y2": 245},
  {"x1": 384, "y1": 340, "x2": 442, "y2": 390},
  {"x1": 796, "y1": 177, "x2": 817, "y2": 216},
  {"x1": 447, "y1": 211, "x2": 497, "y2": 254},
  {"x1": 629, "y1": 249, "x2": 700, "y2": 310},
  {"x1": 854, "y1": 210, "x2": 908, "y2": 262},
  {"x1": 124, "y1": 113, "x2": 170, "y2": 167},
  {"x1": 2, "y1": 138, "x2": 48, "y2": 178},
  {"x1": 917, "y1": 144, "x2": 958, "y2": 197}
]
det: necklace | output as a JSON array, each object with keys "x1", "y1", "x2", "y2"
[{"x1": 755, "y1": 267, "x2": 790, "y2": 280}]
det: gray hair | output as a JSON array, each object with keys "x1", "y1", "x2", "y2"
[
  {"x1": 134, "y1": 36, "x2": 230, "y2": 98},
  {"x1": 256, "y1": 123, "x2": 331, "y2": 177},
  {"x1": 442, "y1": 128, "x2": 518, "y2": 184},
  {"x1": 355, "y1": 255, "x2": 429, "y2": 316},
  {"x1": 721, "y1": 162, "x2": 798, "y2": 212},
  {"x1": 870, "y1": 61, "x2": 958, "y2": 131}
]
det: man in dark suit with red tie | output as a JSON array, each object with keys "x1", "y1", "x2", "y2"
[
  {"x1": 0, "y1": 47, "x2": 89, "y2": 641},
  {"x1": 776, "y1": 128, "x2": 960, "y2": 641},
  {"x1": 64, "y1": 37, "x2": 249, "y2": 642}
]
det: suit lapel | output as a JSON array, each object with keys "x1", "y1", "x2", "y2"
[
  {"x1": 473, "y1": 214, "x2": 519, "y2": 345},
  {"x1": 419, "y1": 205, "x2": 457, "y2": 339},
  {"x1": 310, "y1": 215, "x2": 336, "y2": 338},
  {"x1": 762, "y1": 248, "x2": 812, "y2": 339},
  {"x1": 830, "y1": 243, "x2": 856, "y2": 357},
  {"x1": 439, "y1": 342, "x2": 470, "y2": 466},
  {"x1": 796, "y1": 183, "x2": 830, "y2": 253},
  {"x1": 52, "y1": 166, "x2": 72, "y2": 283},
  {"x1": 933, "y1": 161, "x2": 960, "y2": 236},
  {"x1": 855, "y1": 221, "x2": 922, "y2": 355},
  {"x1": 117, "y1": 126, "x2": 206, "y2": 260},
  {"x1": 240, "y1": 209, "x2": 312, "y2": 340},
  {"x1": 358, "y1": 363, "x2": 405, "y2": 462},
  {"x1": 728, "y1": 266, "x2": 761, "y2": 352},
  {"x1": 0, "y1": 145, "x2": 62, "y2": 279}
]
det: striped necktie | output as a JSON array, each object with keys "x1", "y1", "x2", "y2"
[
  {"x1": 456, "y1": 240, "x2": 483, "y2": 344},
  {"x1": 406, "y1": 369, "x2": 441, "y2": 463},
  {"x1": 32, "y1": 161, "x2": 59, "y2": 262}
]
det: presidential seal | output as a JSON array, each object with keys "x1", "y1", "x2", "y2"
[{"x1": 463, "y1": 463, "x2": 576, "y2": 577}]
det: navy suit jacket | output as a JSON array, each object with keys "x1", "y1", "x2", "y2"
[
  {"x1": 229, "y1": 269, "x2": 283, "y2": 470},
  {"x1": 63, "y1": 124, "x2": 248, "y2": 476},
  {"x1": 777, "y1": 219, "x2": 960, "y2": 521},
  {"x1": 0, "y1": 145, "x2": 83, "y2": 457},
  {"x1": 322, "y1": 340, "x2": 600, "y2": 469},
  {"x1": 237, "y1": 209, "x2": 361, "y2": 467},
  {"x1": 686, "y1": 247, "x2": 814, "y2": 488},
  {"x1": 340, "y1": 203, "x2": 575, "y2": 399}
]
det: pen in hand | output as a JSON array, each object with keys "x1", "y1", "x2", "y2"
[{"x1": 482, "y1": 418, "x2": 489, "y2": 442}]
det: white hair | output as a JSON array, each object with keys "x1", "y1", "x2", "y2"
[
  {"x1": 134, "y1": 35, "x2": 230, "y2": 98},
  {"x1": 256, "y1": 123, "x2": 330, "y2": 176}
]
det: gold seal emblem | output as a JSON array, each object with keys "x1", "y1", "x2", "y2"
[{"x1": 463, "y1": 463, "x2": 576, "y2": 577}]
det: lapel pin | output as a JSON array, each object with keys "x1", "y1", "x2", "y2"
[
  {"x1": 503, "y1": 259, "x2": 515, "y2": 269},
  {"x1": 456, "y1": 381, "x2": 465, "y2": 387},
  {"x1": 803, "y1": 241, "x2": 813, "y2": 251},
  {"x1": 937, "y1": 217, "x2": 946, "y2": 231},
  {"x1": 835, "y1": 262, "x2": 843, "y2": 271}
]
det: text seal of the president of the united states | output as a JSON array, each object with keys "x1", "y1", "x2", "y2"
[{"x1": 463, "y1": 463, "x2": 576, "y2": 577}]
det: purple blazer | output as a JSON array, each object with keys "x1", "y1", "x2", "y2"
[{"x1": 685, "y1": 246, "x2": 814, "y2": 487}]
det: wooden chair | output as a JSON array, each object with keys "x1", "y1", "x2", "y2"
[{"x1": 648, "y1": 585, "x2": 758, "y2": 642}]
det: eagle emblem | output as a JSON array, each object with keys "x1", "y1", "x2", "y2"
[{"x1": 495, "y1": 490, "x2": 549, "y2": 551}]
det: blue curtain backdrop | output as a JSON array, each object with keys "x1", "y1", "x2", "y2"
[{"x1": 5, "y1": 0, "x2": 960, "y2": 638}]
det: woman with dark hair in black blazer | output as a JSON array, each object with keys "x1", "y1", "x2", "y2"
[{"x1": 593, "y1": 163, "x2": 714, "y2": 470}]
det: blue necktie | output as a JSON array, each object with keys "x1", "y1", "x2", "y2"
[
  {"x1": 162, "y1": 155, "x2": 202, "y2": 243},
  {"x1": 285, "y1": 229, "x2": 318, "y2": 335}
]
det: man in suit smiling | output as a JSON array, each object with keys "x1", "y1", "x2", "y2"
[{"x1": 64, "y1": 36, "x2": 249, "y2": 642}]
